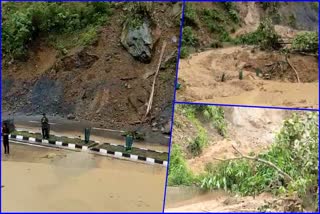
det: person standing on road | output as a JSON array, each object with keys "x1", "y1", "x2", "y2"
[
  {"x1": 2, "y1": 123, "x2": 10, "y2": 154},
  {"x1": 41, "y1": 113, "x2": 49, "y2": 139}
]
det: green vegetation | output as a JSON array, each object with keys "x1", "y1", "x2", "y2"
[
  {"x1": 2, "y1": 2, "x2": 113, "y2": 59},
  {"x1": 180, "y1": 26, "x2": 198, "y2": 59},
  {"x1": 311, "y1": 2, "x2": 318, "y2": 11},
  {"x1": 187, "y1": 128, "x2": 208, "y2": 157},
  {"x1": 198, "y1": 112, "x2": 318, "y2": 209},
  {"x1": 291, "y1": 32, "x2": 318, "y2": 53},
  {"x1": 260, "y1": 2, "x2": 280, "y2": 12},
  {"x1": 184, "y1": 4, "x2": 198, "y2": 27},
  {"x1": 201, "y1": 9, "x2": 231, "y2": 42},
  {"x1": 181, "y1": 3, "x2": 240, "y2": 58},
  {"x1": 168, "y1": 144, "x2": 194, "y2": 186},
  {"x1": 182, "y1": 26, "x2": 198, "y2": 47},
  {"x1": 234, "y1": 18, "x2": 281, "y2": 50},
  {"x1": 221, "y1": 2, "x2": 240, "y2": 23},
  {"x1": 124, "y1": 2, "x2": 154, "y2": 30},
  {"x1": 179, "y1": 104, "x2": 227, "y2": 137},
  {"x1": 288, "y1": 14, "x2": 297, "y2": 28},
  {"x1": 180, "y1": 46, "x2": 191, "y2": 59}
]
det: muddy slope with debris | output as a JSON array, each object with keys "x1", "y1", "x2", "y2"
[
  {"x1": 167, "y1": 107, "x2": 310, "y2": 212},
  {"x1": 172, "y1": 107, "x2": 289, "y2": 174},
  {"x1": 177, "y1": 2, "x2": 318, "y2": 108},
  {"x1": 2, "y1": 3, "x2": 181, "y2": 136}
]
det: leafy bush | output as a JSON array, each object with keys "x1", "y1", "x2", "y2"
[
  {"x1": 79, "y1": 26, "x2": 98, "y2": 46},
  {"x1": 260, "y1": 2, "x2": 280, "y2": 11},
  {"x1": 182, "y1": 26, "x2": 198, "y2": 47},
  {"x1": 168, "y1": 144, "x2": 194, "y2": 186},
  {"x1": 234, "y1": 18, "x2": 281, "y2": 50},
  {"x1": 291, "y1": 32, "x2": 318, "y2": 53},
  {"x1": 184, "y1": 4, "x2": 198, "y2": 27},
  {"x1": 201, "y1": 8, "x2": 232, "y2": 42},
  {"x1": 187, "y1": 128, "x2": 208, "y2": 156},
  {"x1": 178, "y1": 104, "x2": 227, "y2": 136},
  {"x1": 180, "y1": 46, "x2": 190, "y2": 59},
  {"x1": 2, "y1": 2, "x2": 113, "y2": 60},
  {"x1": 202, "y1": 106, "x2": 227, "y2": 137},
  {"x1": 221, "y1": 2, "x2": 240, "y2": 23}
]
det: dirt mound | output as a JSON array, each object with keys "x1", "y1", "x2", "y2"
[
  {"x1": 177, "y1": 46, "x2": 318, "y2": 108},
  {"x1": 2, "y1": 3, "x2": 181, "y2": 135}
]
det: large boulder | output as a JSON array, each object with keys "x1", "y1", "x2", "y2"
[{"x1": 121, "y1": 18, "x2": 153, "y2": 63}]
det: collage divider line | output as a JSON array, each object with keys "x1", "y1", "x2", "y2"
[{"x1": 161, "y1": 0, "x2": 186, "y2": 212}]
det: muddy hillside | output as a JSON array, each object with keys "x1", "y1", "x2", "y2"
[
  {"x1": 177, "y1": 2, "x2": 318, "y2": 108},
  {"x1": 167, "y1": 105, "x2": 318, "y2": 212},
  {"x1": 2, "y1": 2, "x2": 182, "y2": 133}
]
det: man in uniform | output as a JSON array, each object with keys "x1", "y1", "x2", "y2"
[
  {"x1": 125, "y1": 131, "x2": 135, "y2": 151},
  {"x1": 2, "y1": 122, "x2": 10, "y2": 154},
  {"x1": 41, "y1": 113, "x2": 49, "y2": 139}
]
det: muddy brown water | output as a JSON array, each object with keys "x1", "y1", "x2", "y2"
[
  {"x1": 165, "y1": 187, "x2": 277, "y2": 212},
  {"x1": 2, "y1": 143, "x2": 166, "y2": 212},
  {"x1": 177, "y1": 46, "x2": 318, "y2": 109}
]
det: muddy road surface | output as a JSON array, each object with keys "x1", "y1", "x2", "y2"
[{"x1": 2, "y1": 143, "x2": 166, "y2": 212}]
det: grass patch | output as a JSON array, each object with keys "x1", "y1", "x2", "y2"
[{"x1": 168, "y1": 144, "x2": 194, "y2": 186}]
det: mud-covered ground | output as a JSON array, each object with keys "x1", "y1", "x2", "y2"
[
  {"x1": 177, "y1": 46, "x2": 318, "y2": 108},
  {"x1": 177, "y1": 2, "x2": 318, "y2": 109},
  {"x1": 2, "y1": 143, "x2": 166, "y2": 212}
]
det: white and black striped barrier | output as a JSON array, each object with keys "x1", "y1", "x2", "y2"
[{"x1": 8, "y1": 133, "x2": 168, "y2": 167}]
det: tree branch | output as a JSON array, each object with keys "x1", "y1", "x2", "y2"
[
  {"x1": 285, "y1": 54, "x2": 300, "y2": 83},
  {"x1": 143, "y1": 41, "x2": 167, "y2": 121},
  {"x1": 213, "y1": 145, "x2": 293, "y2": 183}
]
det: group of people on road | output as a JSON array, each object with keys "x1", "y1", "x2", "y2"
[
  {"x1": 2, "y1": 113, "x2": 50, "y2": 155},
  {"x1": 3, "y1": 113, "x2": 136, "y2": 154}
]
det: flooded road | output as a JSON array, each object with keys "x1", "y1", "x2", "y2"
[{"x1": 2, "y1": 143, "x2": 167, "y2": 211}]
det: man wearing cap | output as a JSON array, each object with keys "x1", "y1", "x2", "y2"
[{"x1": 41, "y1": 113, "x2": 49, "y2": 139}]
